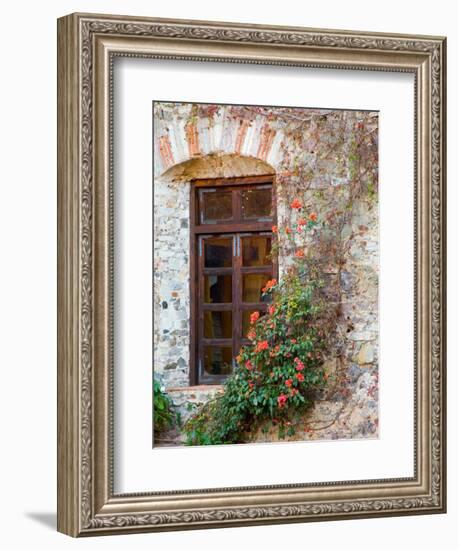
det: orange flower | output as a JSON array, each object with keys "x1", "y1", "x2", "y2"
[
  {"x1": 255, "y1": 340, "x2": 269, "y2": 353},
  {"x1": 309, "y1": 212, "x2": 318, "y2": 222},
  {"x1": 285, "y1": 379, "x2": 293, "y2": 388},
  {"x1": 250, "y1": 311, "x2": 260, "y2": 324},
  {"x1": 247, "y1": 329, "x2": 256, "y2": 341},
  {"x1": 285, "y1": 227, "x2": 291, "y2": 234},
  {"x1": 297, "y1": 218, "x2": 306, "y2": 226},
  {"x1": 272, "y1": 225, "x2": 278, "y2": 233},
  {"x1": 296, "y1": 372, "x2": 305, "y2": 382},
  {"x1": 291, "y1": 198, "x2": 302, "y2": 209},
  {"x1": 295, "y1": 249, "x2": 305, "y2": 258},
  {"x1": 261, "y1": 279, "x2": 277, "y2": 293}
]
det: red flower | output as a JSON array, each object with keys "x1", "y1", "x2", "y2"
[
  {"x1": 295, "y1": 372, "x2": 305, "y2": 382},
  {"x1": 261, "y1": 279, "x2": 277, "y2": 293},
  {"x1": 291, "y1": 339, "x2": 297, "y2": 344},
  {"x1": 285, "y1": 379, "x2": 293, "y2": 388},
  {"x1": 250, "y1": 311, "x2": 260, "y2": 324},
  {"x1": 277, "y1": 394, "x2": 288, "y2": 408},
  {"x1": 291, "y1": 388, "x2": 299, "y2": 396},
  {"x1": 291, "y1": 198, "x2": 302, "y2": 209},
  {"x1": 295, "y1": 249, "x2": 305, "y2": 258},
  {"x1": 272, "y1": 225, "x2": 278, "y2": 233},
  {"x1": 245, "y1": 360, "x2": 253, "y2": 370},
  {"x1": 309, "y1": 212, "x2": 318, "y2": 222},
  {"x1": 294, "y1": 357, "x2": 305, "y2": 371},
  {"x1": 297, "y1": 218, "x2": 306, "y2": 226},
  {"x1": 255, "y1": 340, "x2": 269, "y2": 353},
  {"x1": 248, "y1": 382, "x2": 254, "y2": 390},
  {"x1": 268, "y1": 305, "x2": 276, "y2": 315}
]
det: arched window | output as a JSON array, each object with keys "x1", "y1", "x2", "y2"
[{"x1": 190, "y1": 175, "x2": 277, "y2": 384}]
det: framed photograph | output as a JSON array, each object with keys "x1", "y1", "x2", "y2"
[{"x1": 57, "y1": 13, "x2": 446, "y2": 536}]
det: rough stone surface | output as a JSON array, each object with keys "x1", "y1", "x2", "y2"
[{"x1": 153, "y1": 102, "x2": 379, "y2": 445}]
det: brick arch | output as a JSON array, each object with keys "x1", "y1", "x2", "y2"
[{"x1": 153, "y1": 103, "x2": 285, "y2": 179}]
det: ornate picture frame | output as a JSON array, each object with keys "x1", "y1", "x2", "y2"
[{"x1": 57, "y1": 12, "x2": 446, "y2": 536}]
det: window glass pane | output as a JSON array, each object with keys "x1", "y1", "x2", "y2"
[
  {"x1": 242, "y1": 273, "x2": 272, "y2": 303},
  {"x1": 242, "y1": 236, "x2": 272, "y2": 266},
  {"x1": 203, "y1": 346, "x2": 233, "y2": 375},
  {"x1": 241, "y1": 187, "x2": 272, "y2": 220},
  {"x1": 200, "y1": 190, "x2": 233, "y2": 224},
  {"x1": 204, "y1": 311, "x2": 232, "y2": 338},
  {"x1": 204, "y1": 237, "x2": 232, "y2": 268},
  {"x1": 204, "y1": 275, "x2": 232, "y2": 303},
  {"x1": 242, "y1": 310, "x2": 266, "y2": 337}
]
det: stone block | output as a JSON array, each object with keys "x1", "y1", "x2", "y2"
[{"x1": 357, "y1": 342, "x2": 375, "y2": 364}]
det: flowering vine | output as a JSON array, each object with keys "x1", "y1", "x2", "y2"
[{"x1": 183, "y1": 203, "x2": 327, "y2": 445}]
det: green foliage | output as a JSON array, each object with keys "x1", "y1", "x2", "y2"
[
  {"x1": 153, "y1": 380, "x2": 180, "y2": 434},
  {"x1": 184, "y1": 214, "x2": 327, "y2": 446}
]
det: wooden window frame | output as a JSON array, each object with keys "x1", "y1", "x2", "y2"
[{"x1": 190, "y1": 175, "x2": 277, "y2": 385}]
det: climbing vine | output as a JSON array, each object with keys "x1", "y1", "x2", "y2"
[{"x1": 184, "y1": 206, "x2": 330, "y2": 445}]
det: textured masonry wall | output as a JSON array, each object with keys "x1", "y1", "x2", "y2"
[
  {"x1": 153, "y1": 178, "x2": 191, "y2": 387},
  {"x1": 153, "y1": 102, "x2": 379, "y2": 441}
]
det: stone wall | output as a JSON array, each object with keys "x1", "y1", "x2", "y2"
[
  {"x1": 153, "y1": 177, "x2": 191, "y2": 388},
  {"x1": 153, "y1": 101, "x2": 379, "y2": 441}
]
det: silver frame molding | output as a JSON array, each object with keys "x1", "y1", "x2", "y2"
[{"x1": 57, "y1": 12, "x2": 446, "y2": 537}]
